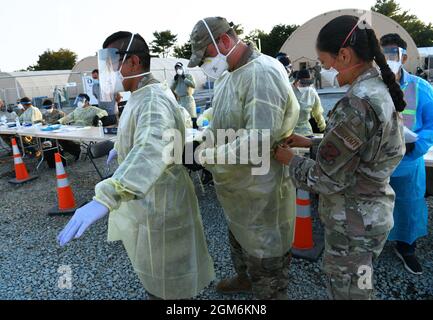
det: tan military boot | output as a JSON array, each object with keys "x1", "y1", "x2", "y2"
[{"x1": 216, "y1": 274, "x2": 252, "y2": 294}]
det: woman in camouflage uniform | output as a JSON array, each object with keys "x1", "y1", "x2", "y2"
[{"x1": 275, "y1": 15, "x2": 407, "y2": 300}]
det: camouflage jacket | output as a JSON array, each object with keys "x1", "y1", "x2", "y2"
[
  {"x1": 288, "y1": 67, "x2": 405, "y2": 237},
  {"x1": 43, "y1": 109, "x2": 65, "y2": 125}
]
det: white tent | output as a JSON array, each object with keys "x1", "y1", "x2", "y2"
[
  {"x1": 0, "y1": 70, "x2": 73, "y2": 106},
  {"x1": 418, "y1": 47, "x2": 433, "y2": 79}
]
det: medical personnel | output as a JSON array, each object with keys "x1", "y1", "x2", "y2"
[
  {"x1": 19, "y1": 97, "x2": 43, "y2": 124},
  {"x1": 275, "y1": 16, "x2": 406, "y2": 299},
  {"x1": 58, "y1": 94, "x2": 108, "y2": 126},
  {"x1": 57, "y1": 31, "x2": 215, "y2": 300},
  {"x1": 171, "y1": 62, "x2": 197, "y2": 126},
  {"x1": 188, "y1": 17, "x2": 300, "y2": 300},
  {"x1": 42, "y1": 99, "x2": 65, "y2": 125},
  {"x1": 381, "y1": 33, "x2": 433, "y2": 275},
  {"x1": 291, "y1": 68, "x2": 326, "y2": 137}
]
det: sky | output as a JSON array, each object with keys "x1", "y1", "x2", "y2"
[{"x1": 0, "y1": 0, "x2": 432, "y2": 72}]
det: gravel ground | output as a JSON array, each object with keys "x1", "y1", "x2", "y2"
[{"x1": 0, "y1": 146, "x2": 432, "y2": 300}]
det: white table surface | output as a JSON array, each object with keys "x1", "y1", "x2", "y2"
[{"x1": 15, "y1": 125, "x2": 116, "y2": 143}]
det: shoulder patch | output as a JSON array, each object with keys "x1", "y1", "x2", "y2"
[
  {"x1": 333, "y1": 122, "x2": 364, "y2": 151},
  {"x1": 319, "y1": 141, "x2": 341, "y2": 165}
]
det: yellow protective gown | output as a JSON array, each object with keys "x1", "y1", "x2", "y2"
[
  {"x1": 94, "y1": 76, "x2": 215, "y2": 299},
  {"x1": 292, "y1": 85, "x2": 326, "y2": 136},
  {"x1": 178, "y1": 106, "x2": 193, "y2": 129},
  {"x1": 203, "y1": 52, "x2": 300, "y2": 259},
  {"x1": 19, "y1": 106, "x2": 43, "y2": 123},
  {"x1": 58, "y1": 106, "x2": 108, "y2": 126}
]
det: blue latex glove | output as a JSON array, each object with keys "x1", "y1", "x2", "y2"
[
  {"x1": 107, "y1": 148, "x2": 118, "y2": 166},
  {"x1": 57, "y1": 200, "x2": 109, "y2": 246}
]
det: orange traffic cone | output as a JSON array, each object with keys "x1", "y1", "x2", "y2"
[
  {"x1": 8, "y1": 138, "x2": 38, "y2": 185},
  {"x1": 48, "y1": 153, "x2": 85, "y2": 216},
  {"x1": 291, "y1": 189, "x2": 324, "y2": 262}
]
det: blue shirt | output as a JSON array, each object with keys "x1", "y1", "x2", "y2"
[{"x1": 400, "y1": 69, "x2": 433, "y2": 161}]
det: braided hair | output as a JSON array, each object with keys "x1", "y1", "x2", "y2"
[{"x1": 316, "y1": 15, "x2": 406, "y2": 112}]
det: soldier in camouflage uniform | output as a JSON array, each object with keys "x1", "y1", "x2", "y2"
[
  {"x1": 188, "y1": 17, "x2": 300, "y2": 300},
  {"x1": 42, "y1": 99, "x2": 65, "y2": 125},
  {"x1": 275, "y1": 16, "x2": 407, "y2": 299}
]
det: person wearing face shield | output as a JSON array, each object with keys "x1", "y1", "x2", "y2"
[
  {"x1": 275, "y1": 16, "x2": 406, "y2": 300},
  {"x1": 58, "y1": 94, "x2": 108, "y2": 126},
  {"x1": 380, "y1": 34, "x2": 433, "y2": 276},
  {"x1": 18, "y1": 97, "x2": 43, "y2": 124},
  {"x1": 57, "y1": 31, "x2": 215, "y2": 300},
  {"x1": 188, "y1": 17, "x2": 300, "y2": 300},
  {"x1": 41, "y1": 99, "x2": 65, "y2": 125},
  {"x1": 289, "y1": 68, "x2": 326, "y2": 137},
  {"x1": 92, "y1": 69, "x2": 119, "y2": 127},
  {"x1": 39, "y1": 99, "x2": 81, "y2": 162},
  {"x1": 0, "y1": 99, "x2": 17, "y2": 149},
  {"x1": 171, "y1": 62, "x2": 197, "y2": 127},
  {"x1": 0, "y1": 99, "x2": 17, "y2": 122}
]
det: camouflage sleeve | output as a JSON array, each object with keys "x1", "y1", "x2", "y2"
[{"x1": 288, "y1": 97, "x2": 374, "y2": 195}]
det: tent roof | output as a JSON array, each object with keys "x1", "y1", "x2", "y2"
[{"x1": 418, "y1": 47, "x2": 433, "y2": 57}]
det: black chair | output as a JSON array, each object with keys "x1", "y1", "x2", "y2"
[
  {"x1": 92, "y1": 115, "x2": 117, "y2": 127},
  {"x1": 87, "y1": 140, "x2": 115, "y2": 180}
]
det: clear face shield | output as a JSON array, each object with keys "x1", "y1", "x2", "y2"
[
  {"x1": 383, "y1": 46, "x2": 406, "y2": 74},
  {"x1": 76, "y1": 96, "x2": 88, "y2": 108},
  {"x1": 97, "y1": 33, "x2": 150, "y2": 100},
  {"x1": 97, "y1": 47, "x2": 122, "y2": 102}
]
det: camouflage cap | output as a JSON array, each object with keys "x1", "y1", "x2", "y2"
[{"x1": 188, "y1": 17, "x2": 231, "y2": 68}]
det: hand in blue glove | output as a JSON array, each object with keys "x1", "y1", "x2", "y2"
[
  {"x1": 107, "y1": 148, "x2": 118, "y2": 166},
  {"x1": 57, "y1": 200, "x2": 109, "y2": 246}
]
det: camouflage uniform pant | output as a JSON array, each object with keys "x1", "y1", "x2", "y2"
[
  {"x1": 323, "y1": 226, "x2": 389, "y2": 300},
  {"x1": 228, "y1": 230, "x2": 291, "y2": 300}
]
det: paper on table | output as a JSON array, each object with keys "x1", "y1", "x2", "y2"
[{"x1": 404, "y1": 126, "x2": 418, "y2": 143}]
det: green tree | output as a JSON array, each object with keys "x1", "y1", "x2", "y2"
[
  {"x1": 243, "y1": 24, "x2": 298, "y2": 57},
  {"x1": 150, "y1": 30, "x2": 178, "y2": 58},
  {"x1": 372, "y1": 0, "x2": 433, "y2": 47},
  {"x1": 28, "y1": 48, "x2": 77, "y2": 71},
  {"x1": 244, "y1": 29, "x2": 267, "y2": 51},
  {"x1": 173, "y1": 41, "x2": 192, "y2": 59}
]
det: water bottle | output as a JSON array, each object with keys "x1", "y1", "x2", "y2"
[{"x1": 98, "y1": 120, "x2": 104, "y2": 138}]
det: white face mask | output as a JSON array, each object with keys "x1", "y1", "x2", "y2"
[
  {"x1": 98, "y1": 33, "x2": 151, "y2": 96},
  {"x1": 200, "y1": 19, "x2": 241, "y2": 80},
  {"x1": 115, "y1": 37, "x2": 151, "y2": 92},
  {"x1": 77, "y1": 101, "x2": 85, "y2": 108},
  {"x1": 387, "y1": 60, "x2": 402, "y2": 75},
  {"x1": 176, "y1": 69, "x2": 184, "y2": 76},
  {"x1": 321, "y1": 67, "x2": 340, "y2": 88}
]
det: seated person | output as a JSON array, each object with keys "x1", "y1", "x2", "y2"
[
  {"x1": 42, "y1": 99, "x2": 65, "y2": 125},
  {"x1": 0, "y1": 99, "x2": 18, "y2": 122},
  {"x1": 19, "y1": 97, "x2": 43, "y2": 124},
  {"x1": 59, "y1": 94, "x2": 108, "y2": 126}
]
